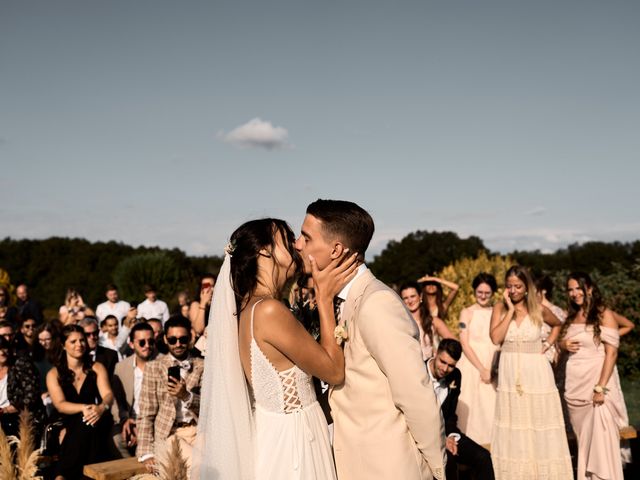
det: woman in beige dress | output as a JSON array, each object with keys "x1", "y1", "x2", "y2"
[
  {"x1": 490, "y1": 266, "x2": 572, "y2": 479},
  {"x1": 560, "y1": 272, "x2": 627, "y2": 480},
  {"x1": 456, "y1": 273, "x2": 498, "y2": 446},
  {"x1": 400, "y1": 282, "x2": 454, "y2": 361}
]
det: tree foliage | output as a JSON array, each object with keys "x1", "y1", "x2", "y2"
[
  {"x1": 369, "y1": 230, "x2": 488, "y2": 287},
  {"x1": 435, "y1": 252, "x2": 514, "y2": 334}
]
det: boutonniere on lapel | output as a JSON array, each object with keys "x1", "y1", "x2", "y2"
[
  {"x1": 449, "y1": 380, "x2": 457, "y2": 390},
  {"x1": 334, "y1": 324, "x2": 348, "y2": 345}
]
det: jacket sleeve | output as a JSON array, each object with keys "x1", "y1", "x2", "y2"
[
  {"x1": 444, "y1": 370, "x2": 462, "y2": 436},
  {"x1": 136, "y1": 361, "x2": 159, "y2": 457},
  {"x1": 111, "y1": 367, "x2": 128, "y2": 424},
  {"x1": 359, "y1": 290, "x2": 446, "y2": 479}
]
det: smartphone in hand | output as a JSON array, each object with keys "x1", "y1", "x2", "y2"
[{"x1": 168, "y1": 365, "x2": 181, "y2": 382}]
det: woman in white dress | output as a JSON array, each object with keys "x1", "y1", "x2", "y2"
[
  {"x1": 490, "y1": 266, "x2": 572, "y2": 479},
  {"x1": 456, "y1": 272, "x2": 498, "y2": 446},
  {"x1": 193, "y1": 218, "x2": 357, "y2": 480}
]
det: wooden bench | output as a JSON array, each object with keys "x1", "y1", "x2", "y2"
[{"x1": 83, "y1": 457, "x2": 147, "y2": 480}]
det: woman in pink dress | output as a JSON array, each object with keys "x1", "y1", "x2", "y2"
[{"x1": 560, "y1": 272, "x2": 628, "y2": 480}]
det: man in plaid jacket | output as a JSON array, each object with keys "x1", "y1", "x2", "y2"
[{"x1": 136, "y1": 316, "x2": 204, "y2": 473}]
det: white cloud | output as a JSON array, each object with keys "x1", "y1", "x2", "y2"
[
  {"x1": 218, "y1": 118, "x2": 292, "y2": 150},
  {"x1": 524, "y1": 206, "x2": 547, "y2": 216}
]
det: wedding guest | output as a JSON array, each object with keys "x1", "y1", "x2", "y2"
[
  {"x1": 137, "y1": 315, "x2": 204, "y2": 473},
  {"x1": 0, "y1": 321, "x2": 15, "y2": 346},
  {"x1": 137, "y1": 285, "x2": 170, "y2": 325},
  {"x1": 176, "y1": 290, "x2": 192, "y2": 317},
  {"x1": 47, "y1": 325, "x2": 115, "y2": 480},
  {"x1": 0, "y1": 286, "x2": 18, "y2": 326},
  {"x1": 4, "y1": 336, "x2": 46, "y2": 437},
  {"x1": 400, "y1": 282, "x2": 454, "y2": 361},
  {"x1": 535, "y1": 275, "x2": 566, "y2": 364},
  {"x1": 417, "y1": 275, "x2": 459, "y2": 319},
  {"x1": 99, "y1": 314, "x2": 129, "y2": 359},
  {"x1": 455, "y1": 272, "x2": 498, "y2": 446},
  {"x1": 96, "y1": 284, "x2": 131, "y2": 323},
  {"x1": 146, "y1": 318, "x2": 168, "y2": 355},
  {"x1": 560, "y1": 272, "x2": 628, "y2": 480},
  {"x1": 15, "y1": 316, "x2": 38, "y2": 355},
  {"x1": 80, "y1": 317, "x2": 118, "y2": 378},
  {"x1": 490, "y1": 266, "x2": 572, "y2": 479},
  {"x1": 189, "y1": 274, "x2": 216, "y2": 335},
  {"x1": 34, "y1": 322, "x2": 59, "y2": 416},
  {"x1": 59, "y1": 288, "x2": 93, "y2": 325},
  {"x1": 112, "y1": 322, "x2": 159, "y2": 457},
  {"x1": 427, "y1": 339, "x2": 494, "y2": 480},
  {"x1": 16, "y1": 284, "x2": 43, "y2": 324}
]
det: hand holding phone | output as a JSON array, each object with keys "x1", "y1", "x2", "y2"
[{"x1": 168, "y1": 365, "x2": 181, "y2": 382}]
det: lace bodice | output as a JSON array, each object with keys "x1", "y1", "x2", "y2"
[
  {"x1": 250, "y1": 300, "x2": 316, "y2": 413},
  {"x1": 504, "y1": 315, "x2": 542, "y2": 344}
]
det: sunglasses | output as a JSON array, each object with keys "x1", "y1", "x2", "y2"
[
  {"x1": 23, "y1": 324, "x2": 36, "y2": 329},
  {"x1": 85, "y1": 330, "x2": 100, "y2": 337},
  {"x1": 136, "y1": 338, "x2": 155, "y2": 348},
  {"x1": 166, "y1": 335, "x2": 190, "y2": 346}
]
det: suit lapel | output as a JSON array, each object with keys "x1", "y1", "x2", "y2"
[{"x1": 341, "y1": 269, "x2": 375, "y2": 336}]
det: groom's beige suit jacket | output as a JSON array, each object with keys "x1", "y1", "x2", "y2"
[{"x1": 330, "y1": 269, "x2": 445, "y2": 480}]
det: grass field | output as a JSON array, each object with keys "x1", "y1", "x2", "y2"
[{"x1": 621, "y1": 377, "x2": 640, "y2": 426}]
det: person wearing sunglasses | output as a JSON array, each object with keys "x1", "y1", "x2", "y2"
[
  {"x1": 137, "y1": 315, "x2": 203, "y2": 472},
  {"x1": 79, "y1": 317, "x2": 118, "y2": 379},
  {"x1": 111, "y1": 322, "x2": 159, "y2": 457}
]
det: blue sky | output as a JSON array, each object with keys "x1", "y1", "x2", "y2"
[{"x1": 2, "y1": 0, "x2": 639, "y2": 259}]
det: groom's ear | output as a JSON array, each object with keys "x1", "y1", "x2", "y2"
[{"x1": 330, "y1": 242, "x2": 347, "y2": 259}]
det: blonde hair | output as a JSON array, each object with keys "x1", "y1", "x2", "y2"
[{"x1": 505, "y1": 266, "x2": 543, "y2": 327}]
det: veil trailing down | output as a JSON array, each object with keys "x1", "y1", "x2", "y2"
[{"x1": 191, "y1": 253, "x2": 255, "y2": 480}]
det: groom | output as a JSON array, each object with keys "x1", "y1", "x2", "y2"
[{"x1": 296, "y1": 199, "x2": 446, "y2": 480}]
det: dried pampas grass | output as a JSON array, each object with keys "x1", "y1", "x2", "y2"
[
  {"x1": 157, "y1": 436, "x2": 188, "y2": 480},
  {"x1": 0, "y1": 421, "x2": 16, "y2": 480},
  {"x1": 16, "y1": 410, "x2": 41, "y2": 480}
]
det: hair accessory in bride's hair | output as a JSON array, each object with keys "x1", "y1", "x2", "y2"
[{"x1": 224, "y1": 240, "x2": 236, "y2": 256}]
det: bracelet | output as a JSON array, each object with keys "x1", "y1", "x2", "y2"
[{"x1": 593, "y1": 385, "x2": 609, "y2": 394}]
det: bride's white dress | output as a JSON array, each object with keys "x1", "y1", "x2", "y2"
[{"x1": 250, "y1": 300, "x2": 337, "y2": 480}]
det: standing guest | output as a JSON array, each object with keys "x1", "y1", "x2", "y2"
[
  {"x1": 400, "y1": 281, "x2": 454, "y2": 361},
  {"x1": 112, "y1": 322, "x2": 159, "y2": 457},
  {"x1": 417, "y1": 275, "x2": 460, "y2": 319},
  {"x1": 189, "y1": 274, "x2": 216, "y2": 335},
  {"x1": 427, "y1": 339, "x2": 494, "y2": 480},
  {"x1": 0, "y1": 286, "x2": 19, "y2": 326},
  {"x1": 137, "y1": 315, "x2": 204, "y2": 473},
  {"x1": 46, "y1": 325, "x2": 115, "y2": 480},
  {"x1": 137, "y1": 285, "x2": 170, "y2": 326},
  {"x1": 456, "y1": 272, "x2": 499, "y2": 446},
  {"x1": 80, "y1": 317, "x2": 118, "y2": 379},
  {"x1": 535, "y1": 275, "x2": 567, "y2": 363},
  {"x1": 96, "y1": 284, "x2": 131, "y2": 323},
  {"x1": 16, "y1": 284, "x2": 43, "y2": 324},
  {"x1": 99, "y1": 314, "x2": 129, "y2": 359},
  {"x1": 146, "y1": 318, "x2": 168, "y2": 355},
  {"x1": 560, "y1": 272, "x2": 628, "y2": 480},
  {"x1": 490, "y1": 265, "x2": 572, "y2": 479}
]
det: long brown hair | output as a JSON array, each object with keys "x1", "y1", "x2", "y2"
[
  {"x1": 504, "y1": 265, "x2": 542, "y2": 327},
  {"x1": 561, "y1": 272, "x2": 604, "y2": 342},
  {"x1": 55, "y1": 324, "x2": 93, "y2": 387},
  {"x1": 400, "y1": 282, "x2": 434, "y2": 345}
]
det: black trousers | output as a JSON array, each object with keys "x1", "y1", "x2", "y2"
[{"x1": 446, "y1": 433, "x2": 495, "y2": 480}]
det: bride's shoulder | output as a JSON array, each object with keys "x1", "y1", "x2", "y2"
[{"x1": 252, "y1": 298, "x2": 296, "y2": 324}]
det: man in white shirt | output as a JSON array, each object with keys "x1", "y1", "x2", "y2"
[
  {"x1": 96, "y1": 284, "x2": 131, "y2": 323},
  {"x1": 99, "y1": 315, "x2": 130, "y2": 359},
  {"x1": 112, "y1": 322, "x2": 160, "y2": 457},
  {"x1": 427, "y1": 339, "x2": 494, "y2": 480},
  {"x1": 136, "y1": 285, "x2": 170, "y2": 325}
]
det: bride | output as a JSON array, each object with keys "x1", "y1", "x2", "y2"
[{"x1": 193, "y1": 218, "x2": 357, "y2": 479}]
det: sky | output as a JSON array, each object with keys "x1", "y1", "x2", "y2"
[{"x1": 2, "y1": 0, "x2": 639, "y2": 260}]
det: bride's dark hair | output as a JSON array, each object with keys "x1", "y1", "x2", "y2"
[{"x1": 230, "y1": 218, "x2": 303, "y2": 314}]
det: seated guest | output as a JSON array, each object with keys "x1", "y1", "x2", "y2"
[
  {"x1": 427, "y1": 339, "x2": 494, "y2": 480},
  {"x1": 137, "y1": 316, "x2": 203, "y2": 473},
  {"x1": 80, "y1": 317, "x2": 118, "y2": 378},
  {"x1": 46, "y1": 325, "x2": 115, "y2": 480},
  {"x1": 0, "y1": 286, "x2": 19, "y2": 327},
  {"x1": 59, "y1": 287, "x2": 93, "y2": 325},
  {"x1": 146, "y1": 318, "x2": 168, "y2": 355},
  {"x1": 4, "y1": 336, "x2": 47, "y2": 438},
  {"x1": 99, "y1": 314, "x2": 129, "y2": 359},
  {"x1": 188, "y1": 274, "x2": 216, "y2": 335},
  {"x1": 112, "y1": 322, "x2": 160, "y2": 457},
  {"x1": 137, "y1": 285, "x2": 170, "y2": 326},
  {"x1": 15, "y1": 316, "x2": 38, "y2": 355},
  {"x1": 0, "y1": 320, "x2": 16, "y2": 347},
  {"x1": 16, "y1": 284, "x2": 43, "y2": 325},
  {"x1": 34, "y1": 322, "x2": 59, "y2": 416}
]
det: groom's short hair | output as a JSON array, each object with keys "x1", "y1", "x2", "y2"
[{"x1": 306, "y1": 199, "x2": 375, "y2": 256}]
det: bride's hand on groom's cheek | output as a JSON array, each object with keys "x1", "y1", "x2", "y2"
[{"x1": 309, "y1": 250, "x2": 359, "y2": 301}]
